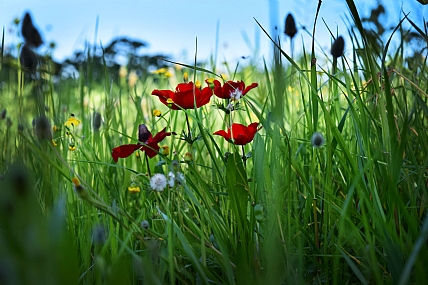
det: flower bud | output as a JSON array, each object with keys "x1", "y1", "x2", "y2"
[
  {"x1": 138, "y1": 124, "x2": 150, "y2": 143},
  {"x1": 21, "y1": 12, "x2": 43, "y2": 48},
  {"x1": 284, "y1": 14, "x2": 297, "y2": 39},
  {"x1": 331, "y1": 36, "x2": 345, "y2": 58}
]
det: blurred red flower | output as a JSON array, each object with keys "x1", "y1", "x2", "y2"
[
  {"x1": 214, "y1": 122, "x2": 260, "y2": 145},
  {"x1": 112, "y1": 124, "x2": 174, "y2": 162},
  {"x1": 151, "y1": 82, "x2": 213, "y2": 110},
  {"x1": 209, "y1": 80, "x2": 258, "y2": 100}
]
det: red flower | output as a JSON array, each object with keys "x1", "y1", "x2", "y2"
[
  {"x1": 151, "y1": 82, "x2": 213, "y2": 110},
  {"x1": 112, "y1": 124, "x2": 174, "y2": 162},
  {"x1": 214, "y1": 122, "x2": 260, "y2": 145},
  {"x1": 209, "y1": 80, "x2": 258, "y2": 100}
]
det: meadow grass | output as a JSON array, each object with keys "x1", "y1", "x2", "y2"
[{"x1": 1, "y1": 2, "x2": 428, "y2": 284}]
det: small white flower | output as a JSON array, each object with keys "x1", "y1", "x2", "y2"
[
  {"x1": 230, "y1": 89, "x2": 243, "y2": 101},
  {"x1": 150, "y1": 173, "x2": 167, "y2": 192},
  {"x1": 168, "y1": 172, "x2": 175, "y2": 187},
  {"x1": 225, "y1": 103, "x2": 234, "y2": 111},
  {"x1": 167, "y1": 171, "x2": 185, "y2": 188}
]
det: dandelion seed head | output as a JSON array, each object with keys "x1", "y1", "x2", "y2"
[{"x1": 150, "y1": 173, "x2": 167, "y2": 192}]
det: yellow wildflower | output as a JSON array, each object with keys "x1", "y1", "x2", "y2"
[
  {"x1": 69, "y1": 144, "x2": 76, "y2": 151},
  {"x1": 206, "y1": 78, "x2": 215, "y2": 84},
  {"x1": 128, "y1": 70, "x2": 138, "y2": 87},
  {"x1": 165, "y1": 71, "x2": 172, "y2": 78},
  {"x1": 160, "y1": 145, "x2": 169, "y2": 155},
  {"x1": 52, "y1": 139, "x2": 58, "y2": 146},
  {"x1": 166, "y1": 98, "x2": 174, "y2": 105},
  {"x1": 184, "y1": 152, "x2": 193, "y2": 162},
  {"x1": 153, "y1": 109, "x2": 162, "y2": 117},
  {"x1": 220, "y1": 74, "x2": 227, "y2": 80},
  {"x1": 128, "y1": 185, "x2": 141, "y2": 193},
  {"x1": 64, "y1": 115, "x2": 81, "y2": 127},
  {"x1": 118, "y1": 66, "x2": 128, "y2": 78},
  {"x1": 183, "y1": 72, "x2": 189, "y2": 83},
  {"x1": 195, "y1": 80, "x2": 201, "y2": 89},
  {"x1": 152, "y1": 68, "x2": 167, "y2": 75},
  {"x1": 135, "y1": 151, "x2": 140, "y2": 158},
  {"x1": 72, "y1": 177, "x2": 80, "y2": 187},
  {"x1": 53, "y1": 125, "x2": 60, "y2": 132}
]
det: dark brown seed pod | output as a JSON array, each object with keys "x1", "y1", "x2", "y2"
[
  {"x1": 20, "y1": 44, "x2": 38, "y2": 73},
  {"x1": 284, "y1": 14, "x2": 297, "y2": 39},
  {"x1": 34, "y1": 115, "x2": 52, "y2": 140},
  {"x1": 331, "y1": 36, "x2": 345, "y2": 58},
  {"x1": 22, "y1": 12, "x2": 43, "y2": 48},
  {"x1": 93, "y1": 112, "x2": 102, "y2": 131}
]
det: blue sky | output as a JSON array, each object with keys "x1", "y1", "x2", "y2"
[{"x1": 1, "y1": 0, "x2": 426, "y2": 66}]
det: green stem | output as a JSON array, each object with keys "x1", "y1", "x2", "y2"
[{"x1": 145, "y1": 153, "x2": 151, "y2": 177}]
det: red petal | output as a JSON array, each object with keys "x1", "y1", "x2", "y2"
[
  {"x1": 142, "y1": 142, "x2": 160, "y2": 158},
  {"x1": 213, "y1": 130, "x2": 231, "y2": 141},
  {"x1": 151, "y1": 127, "x2": 175, "y2": 143},
  {"x1": 111, "y1": 144, "x2": 141, "y2": 162},
  {"x1": 243, "y1": 82, "x2": 258, "y2": 95},
  {"x1": 151, "y1": 89, "x2": 180, "y2": 110}
]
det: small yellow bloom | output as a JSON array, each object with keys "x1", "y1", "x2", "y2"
[
  {"x1": 195, "y1": 80, "x2": 201, "y2": 89},
  {"x1": 183, "y1": 72, "x2": 189, "y2": 83},
  {"x1": 220, "y1": 74, "x2": 227, "y2": 80},
  {"x1": 128, "y1": 70, "x2": 138, "y2": 87},
  {"x1": 184, "y1": 152, "x2": 193, "y2": 162},
  {"x1": 128, "y1": 185, "x2": 141, "y2": 193},
  {"x1": 152, "y1": 68, "x2": 167, "y2": 74},
  {"x1": 166, "y1": 98, "x2": 174, "y2": 105},
  {"x1": 72, "y1": 177, "x2": 80, "y2": 187},
  {"x1": 118, "y1": 66, "x2": 128, "y2": 78},
  {"x1": 52, "y1": 139, "x2": 58, "y2": 146},
  {"x1": 153, "y1": 109, "x2": 162, "y2": 117},
  {"x1": 69, "y1": 144, "x2": 76, "y2": 151},
  {"x1": 53, "y1": 125, "x2": 60, "y2": 132},
  {"x1": 165, "y1": 71, "x2": 172, "y2": 78},
  {"x1": 160, "y1": 145, "x2": 170, "y2": 155},
  {"x1": 206, "y1": 78, "x2": 215, "y2": 84},
  {"x1": 135, "y1": 151, "x2": 140, "y2": 158},
  {"x1": 64, "y1": 115, "x2": 81, "y2": 127}
]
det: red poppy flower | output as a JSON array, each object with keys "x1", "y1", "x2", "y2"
[
  {"x1": 214, "y1": 122, "x2": 261, "y2": 145},
  {"x1": 112, "y1": 124, "x2": 175, "y2": 162},
  {"x1": 209, "y1": 80, "x2": 258, "y2": 100},
  {"x1": 151, "y1": 82, "x2": 213, "y2": 110}
]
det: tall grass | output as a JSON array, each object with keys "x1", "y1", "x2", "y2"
[{"x1": 1, "y1": 2, "x2": 428, "y2": 284}]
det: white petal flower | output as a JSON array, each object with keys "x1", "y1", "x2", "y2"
[
  {"x1": 168, "y1": 172, "x2": 175, "y2": 188},
  {"x1": 150, "y1": 173, "x2": 167, "y2": 192},
  {"x1": 167, "y1": 171, "x2": 186, "y2": 188}
]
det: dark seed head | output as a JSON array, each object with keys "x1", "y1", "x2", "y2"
[
  {"x1": 138, "y1": 124, "x2": 150, "y2": 143},
  {"x1": 331, "y1": 36, "x2": 345, "y2": 58},
  {"x1": 311, "y1": 132, "x2": 325, "y2": 148},
  {"x1": 34, "y1": 115, "x2": 52, "y2": 140},
  {"x1": 21, "y1": 12, "x2": 43, "y2": 48},
  {"x1": 284, "y1": 14, "x2": 297, "y2": 39},
  {"x1": 93, "y1": 112, "x2": 102, "y2": 131},
  {"x1": 20, "y1": 44, "x2": 38, "y2": 73}
]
